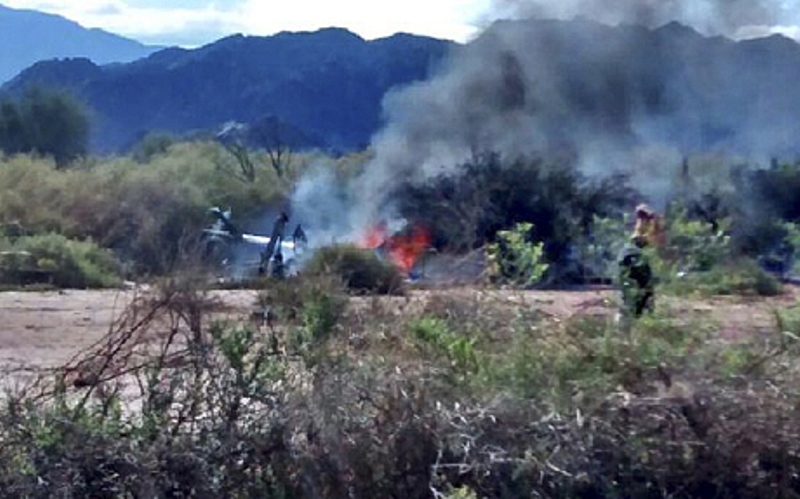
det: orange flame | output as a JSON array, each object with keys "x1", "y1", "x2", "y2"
[
  {"x1": 360, "y1": 221, "x2": 388, "y2": 250},
  {"x1": 386, "y1": 225, "x2": 432, "y2": 274},
  {"x1": 359, "y1": 222, "x2": 431, "y2": 274}
]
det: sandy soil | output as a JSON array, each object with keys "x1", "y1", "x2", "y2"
[
  {"x1": 0, "y1": 288, "x2": 259, "y2": 380},
  {"x1": 0, "y1": 285, "x2": 797, "y2": 381}
]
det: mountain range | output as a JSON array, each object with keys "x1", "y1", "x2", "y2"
[
  {"x1": 2, "y1": 26, "x2": 455, "y2": 153},
  {"x1": 0, "y1": 3, "x2": 160, "y2": 84},
  {"x1": 4, "y1": 10, "x2": 800, "y2": 158}
]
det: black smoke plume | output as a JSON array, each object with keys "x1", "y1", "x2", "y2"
[
  {"x1": 355, "y1": 14, "x2": 800, "y2": 214},
  {"x1": 291, "y1": 5, "x2": 800, "y2": 246},
  {"x1": 490, "y1": 0, "x2": 796, "y2": 39}
]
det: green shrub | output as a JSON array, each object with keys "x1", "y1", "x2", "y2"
[
  {"x1": 486, "y1": 222, "x2": 549, "y2": 287},
  {"x1": 303, "y1": 244, "x2": 405, "y2": 295},
  {"x1": 257, "y1": 275, "x2": 348, "y2": 360},
  {"x1": 483, "y1": 311, "x2": 710, "y2": 410},
  {"x1": 130, "y1": 132, "x2": 175, "y2": 163},
  {"x1": 662, "y1": 258, "x2": 781, "y2": 297},
  {"x1": 665, "y1": 207, "x2": 733, "y2": 273},
  {"x1": 579, "y1": 214, "x2": 629, "y2": 282},
  {"x1": 301, "y1": 283, "x2": 347, "y2": 343},
  {"x1": 717, "y1": 344, "x2": 763, "y2": 378},
  {"x1": 409, "y1": 317, "x2": 480, "y2": 377},
  {"x1": 624, "y1": 207, "x2": 784, "y2": 297},
  {"x1": 0, "y1": 233, "x2": 120, "y2": 288}
]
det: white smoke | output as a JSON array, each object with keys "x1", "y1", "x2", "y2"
[
  {"x1": 288, "y1": 163, "x2": 409, "y2": 246},
  {"x1": 289, "y1": 166, "x2": 358, "y2": 244}
]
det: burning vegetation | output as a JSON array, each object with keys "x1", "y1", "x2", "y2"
[{"x1": 359, "y1": 221, "x2": 432, "y2": 275}]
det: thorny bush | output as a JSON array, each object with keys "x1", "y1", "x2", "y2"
[{"x1": 1, "y1": 278, "x2": 800, "y2": 497}]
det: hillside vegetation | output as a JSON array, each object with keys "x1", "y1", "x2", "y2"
[{"x1": 0, "y1": 138, "x2": 320, "y2": 283}]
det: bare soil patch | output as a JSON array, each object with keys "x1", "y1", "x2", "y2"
[{"x1": 0, "y1": 284, "x2": 797, "y2": 379}]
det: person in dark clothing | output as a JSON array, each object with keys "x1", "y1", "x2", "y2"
[
  {"x1": 618, "y1": 235, "x2": 655, "y2": 319},
  {"x1": 260, "y1": 211, "x2": 289, "y2": 272},
  {"x1": 292, "y1": 224, "x2": 308, "y2": 251},
  {"x1": 270, "y1": 250, "x2": 285, "y2": 279}
]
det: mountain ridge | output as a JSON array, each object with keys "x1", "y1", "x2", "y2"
[
  {"x1": 6, "y1": 17, "x2": 800, "y2": 158},
  {"x1": 0, "y1": 2, "x2": 161, "y2": 83},
  {"x1": 3, "y1": 26, "x2": 456, "y2": 152}
]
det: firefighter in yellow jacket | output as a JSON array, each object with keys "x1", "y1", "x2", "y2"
[
  {"x1": 632, "y1": 204, "x2": 665, "y2": 249},
  {"x1": 618, "y1": 204, "x2": 662, "y2": 322}
]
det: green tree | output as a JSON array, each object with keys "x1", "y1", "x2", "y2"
[
  {"x1": 0, "y1": 99, "x2": 26, "y2": 154},
  {"x1": 21, "y1": 88, "x2": 90, "y2": 167},
  {"x1": 0, "y1": 88, "x2": 90, "y2": 167}
]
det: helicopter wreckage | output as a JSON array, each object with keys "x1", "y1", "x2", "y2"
[
  {"x1": 201, "y1": 207, "x2": 436, "y2": 281},
  {"x1": 202, "y1": 207, "x2": 308, "y2": 279}
]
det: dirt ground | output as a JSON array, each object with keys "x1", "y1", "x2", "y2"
[{"x1": 0, "y1": 284, "x2": 798, "y2": 382}]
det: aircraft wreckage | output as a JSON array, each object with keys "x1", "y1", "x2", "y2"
[
  {"x1": 201, "y1": 207, "x2": 435, "y2": 281},
  {"x1": 202, "y1": 207, "x2": 307, "y2": 279}
]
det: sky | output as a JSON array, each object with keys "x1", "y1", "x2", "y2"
[
  {"x1": 2, "y1": 0, "x2": 799, "y2": 48},
  {"x1": 1, "y1": 0, "x2": 495, "y2": 47}
]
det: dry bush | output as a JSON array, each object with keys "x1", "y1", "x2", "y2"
[
  {"x1": 2, "y1": 279, "x2": 800, "y2": 497},
  {"x1": 394, "y1": 153, "x2": 635, "y2": 273},
  {"x1": 420, "y1": 384, "x2": 800, "y2": 498}
]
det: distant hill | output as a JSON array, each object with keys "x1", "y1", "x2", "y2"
[
  {"x1": 2, "y1": 28, "x2": 456, "y2": 153},
  {"x1": 0, "y1": 3, "x2": 159, "y2": 84}
]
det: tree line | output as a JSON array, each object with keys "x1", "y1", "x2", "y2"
[{"x1": 0, "y1": 88, "x2": 89, "y2": 167}]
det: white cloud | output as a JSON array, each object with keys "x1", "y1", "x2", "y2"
[
  {"x1": 735, "y1": 24, "x2": 800, "y2": 42},
  {"x1": 235, "y1": 0, "x2": 490, "y2": 41},
  {"x1": 3, "y1": 0, "x2": 490, "y2": 47},
  {"x1": 10, "y1": 0, "x2": 796, "y2": 48}
]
